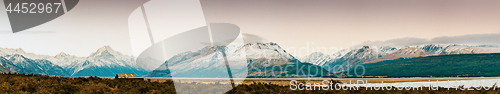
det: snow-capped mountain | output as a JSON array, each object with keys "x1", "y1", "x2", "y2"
[
  {"x1": 0, "y1": 46, "x2": 149, "y2": 77},
  {"x1": 299, "y1": 52, "x2": 336, "y2": 65},
  {"x1": 302, "y1": 44, "x2": 500, "y2": 73},
  {"x1": 300, "y1": 46, "x2": 399, "y2": 67},
  {"x1": 66, "y1": 46, "x2": 148, "y2": 77},
  {"x1": 0, "y1": 56, "x2": 31, "y2": 74},
  {"x1": 1, "y1": 54, "x2": 68, "y2": 76},
  {"x1": 143, "y1": 44, "x2": 246, "y2": 77},
  {"x1": 243, "y1": 42, "x2": 301, "y2": 66},
  {"x1": 415, "y1": 44, "x2": 449, "y2": 55},
  {"x1": 379, "y1": 46, "x2": 402, "y2": 54},
  {"x1": 415, "y1": 44, "x2": 500, "y2": 55},
  {"x1": 48, "y1": 52, "x2": 85, "y2": 67},
  {"x1": 2, "y1": 42, "x2": 497, "y2": 77},
  {"x1": 0, "y1": 48, "x2": 84, "y2": 67},
  {"x1": 143, "y1": 42, "x2": 322, "y2": 77},
  {"x1": 320, "y1": 46, "x2": 388, "y2": 72},
  {"x1": 0, "y1": 48, "x2": 28, "y2": 56},
  {"x1": 0, "y1": 48, "x2": 51, "y2": 60},
  {"x1": 441, "y1": 46, "x2": 500, "y2": 54},
  {"x1": 0, "y1": 57, "x2": 16, "y2": 73},
  {"x1": 364, "y1": 47, "x2": 429, "y2": 64}
]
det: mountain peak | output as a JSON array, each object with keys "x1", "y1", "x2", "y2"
[
  {"x1": 88, "y1": 46, "x2": 119, "y2": 58},
  {"x1": 10, "y1": 54, "x2": 25, "y2": 58},
  {"x1": 56, "y1": 52, "x2": 68, "y2": 56},
  {"x1": 54, "y1": 52, "x2": 74, "y2": 58},
  {"x1": 16, "y1": 48, "x2": 25, "y2": 53},
  {"x1": 0, "y1": 47, "x2": 27, "y2": 54},
  {"x1": 97, "y1": 45, "x2": 115, "y2": 52}
]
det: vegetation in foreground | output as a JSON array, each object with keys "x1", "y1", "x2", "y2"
[
  {"x1": 353, "y1": 53, "x2": 500, "y2": 77},
  {"x1": 1, "y1": 73, "x2": 500, "y2": 93}
]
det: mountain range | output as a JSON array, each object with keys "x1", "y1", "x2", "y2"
[
  {"x1": 0, "y1": 46, "x2": 148, "y2": 77},
  {"x1": 300, "y1": 44, "x2": 500, "y2": 73},
  {"x1": 1, "y1": 42, "x2": 499, "y2": 77},
  {"x1": 143, "y1": 42, "x2": 328, "y2": 78}
]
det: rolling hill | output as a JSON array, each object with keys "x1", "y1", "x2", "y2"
[{"x1": 351, "y1": 53, "x2": 500, "y2": 77}]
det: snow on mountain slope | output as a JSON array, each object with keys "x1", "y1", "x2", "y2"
[
  {"x1": 299, "y1": 52, "x2": 335, "y2": 65},
  {"x1": 414, "y1": 44, "x2": 500, "y2": 55},
  {"x1": 0, "y1": 56, "x2": 31, "y2": 74},
  {"x1": 0, "y1": 48, "x2": 84, "y2": 67},
  {"x1": 143, "y1": 42, "x2": 314, "y2": 77},
  {"x1": 66, "y1": 46, "x2": 148, "y2": 77},
  {"x1": 364, "y1": 47, "x2": 430, "y2": 64},
  {"x1": 243, "y1": 42, "x2": 300, "y2": 66},
  {"x1": 379, "y1": 46, "x2": 402, "y2": 54},
  {"x1": 301, "y1": 46, "x2": 400, "y2": 66},
  {"x1": 0, "y1": 48, "x2": 27, "y2": 56},
  {"x1": 442, "y1": 46, "x2": 500, "y2": 54},
  {"x1": 415, "y1": 44, "x2": 449, "y2": 55},
  {"x1": 86, "y1": 46, "x2": 136, "y2": 67},
  {"x1": 311, "y1": 44, "x2": 500, "y2": 73},
  {"x1": 143, "y1": 44, "x2": 246, "y2": 77},
  {"x1": 0, "y1": 57, "x2": 14, "y2": 73},
  {"x1": 322, "y1": 46, "x2": 387, "y2": 72},
  {"x1": 0, "y1": 46, "x2": 150, "y2": 77},
  {"x1": 2, "y1": 54, "x2": 68, "y2": 76},
  {"x1": 153, "y1": 42, "x2": 297, "y2": 70},
  {"x1": 48, "y1": 52, "x2": 85, "y2": 67},
  {"x1": 0, "y1": 48, "x2": 52, "y2": 61}
]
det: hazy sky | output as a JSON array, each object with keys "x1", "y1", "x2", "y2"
[
  {"x1": 201, "y1": 0, "x2": 500, "y2": 56},
  {"x1": 1, "y1": 0, "x2": 500, "y2": 57},
  {"x1": 0, "y1": 0, "x2": 148, "y2": 57}
]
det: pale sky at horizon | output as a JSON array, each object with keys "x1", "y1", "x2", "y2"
[
  {"x1": 201, "y1": 0, "x2": 500, "y2": 57},
  {"x1": 1, "y1": 0, "x2": 500, "y2": 57}
]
